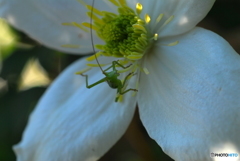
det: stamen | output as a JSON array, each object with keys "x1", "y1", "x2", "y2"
[
  {"x1": 137, "y1": 19, "x2": 145, "y2": 25},
  {"x1": 118, "y1": 0, "x2": 127, "y2": 7},
  {"x1": 86, "y1": 12, "x2": 104, "y2": 25},
  {"x1": 85, "y1": 5, "x2": 104, "y2": 16},
  {"x1": 101, "y1": 11, "x2": 117, "y2": 18},
  {"x1": 75, "y1": 66, "x2": 92, "y2": 75},
  {"x1": 135, "y1": 43, "x2": 145, "y2": 51},
  {"x1": 160, "y1": 41, "x2": 179, "y2": 46},
  {"x1": 158, "y1": 15, "x2": 174, "y2": 31},
  {"x1": 118, "y1": 59, "x2": 129, "y2": 65},
  {"x1": 109, "y1": 0, "x2": 120, "y2": 6},
  {"x1": 95, "y1": 44, "x2": 105, "y2": 50},
  {"x1": 72, "y1": 22, "x2": 89, "y2": 32},
  {"x1": 126, "y1": 54, "x2": 143, "y2": 60},
  {"x1": 97, "y1": 51, "x2": 111, "y2": 57},
  {"x1": 86, "y1": 52, "x2": 102, "y2": 61},
  {"x1": 131, "y1": 63, "x2": 138, "y2": 73},
  {"x1": 61, "y1": 22, "x2": 73, "y2": 26},
  {"x1": 143, "y1": 67, "x2": 150, "y2": 74},
  {"x1": 138, "y1": 65, "x2": 149, "y2": 75},
  {"x1": 61, "y1": 44, "x2": 80, "y2": 48},
  {"x1": 132, "y1": 24, "x2": 147, "y2": 33},
  {"x1": 136, "y1": 3, "x2": 143, "y2": 15},
  {"x1": 145, "y1": 14, "x2": 151, "y2": 24},
  {"x1": 154, "y1": 33, "x2": 158, "y2": 41},
  {"x1": 156, "y1": 13, "x2": 164, "y2": 23},
  {"x1": 62, "y1": 22, "x2": 89, "y2": 32},
  {"x1": 138, "y1": 37, "x2": 148, "y2": 46},
  {"x1": 167, "y1": 41, "x2": 179, "y2": 46},
  {"x1": 82, "y1": 22, "x2": 99, "y2": 31}
]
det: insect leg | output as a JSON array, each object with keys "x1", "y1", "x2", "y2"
[
  {"x1": 121, "y1": 72, "x2": 133, "y2": 87},
  {"x1": 115, "y1": 88, "x2": 138, "y2": 102},
  {"x1": 120, "y1": 72, "x2": 138, "y2": 94},
  {"x1": 103, "y1": 64, "x2": 113, "y2": 72},
  {"x1": 115, "y1": 73, "x2": 138, "y2": 102},
  {"x1": 112, "y1": 61, "x2": 132, "y2": 70},
  {"x1": 119, "y1": 88, "x2": 138, "y2": 95},
  {"x1": 81, "y1": 74, "x2": 107, "y2": 88}
]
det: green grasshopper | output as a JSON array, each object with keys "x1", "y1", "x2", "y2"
[
  {"x1": 80, "y1": 0, "x2": 138, "y2": 102},
  {"x1": 81, "y1": 59, "x2": 138, "y2": 102}
]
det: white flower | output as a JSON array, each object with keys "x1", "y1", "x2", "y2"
[{"x1": 1, "y1": 0, "x2": 240, "y2": 161}]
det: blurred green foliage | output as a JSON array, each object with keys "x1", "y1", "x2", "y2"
[{"x1": 0, "y1": 29, "x2": 81, "y2": 161}]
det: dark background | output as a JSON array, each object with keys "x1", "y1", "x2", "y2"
[{"x1": 0, "y1": 0, "x2": 240, "y2": 161}]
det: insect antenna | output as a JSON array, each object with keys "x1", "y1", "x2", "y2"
[{"x1": 90, "y1": 0, "x2": 104, "y2": 73}]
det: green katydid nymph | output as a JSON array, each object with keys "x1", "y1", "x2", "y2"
[
  {"x1": 80, "y1": 60, "x2": 138, "y2": 102},
  {"x1": 78, "y1": 0, "x2": 138, "y2": 102}
]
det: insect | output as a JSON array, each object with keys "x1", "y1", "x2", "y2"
[
  {"x1": 81, "y1": 60, "x2": 138, "y2": 102},
  {"x1": 80, "y1": 0, "x2": 138, "y2": 102}
]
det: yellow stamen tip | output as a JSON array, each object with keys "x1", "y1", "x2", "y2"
[
  {"x1": 154, "y1": 33, "x2": 158, "y2": 41},
  {"x1": 136, "y1": 3, "x2": 143, "y2": 15},
  {"x1": 145, "y1": 14, "x2": 151, "y2": 24}
]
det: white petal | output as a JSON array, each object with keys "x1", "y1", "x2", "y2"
[
  {"x1": 13, "y1": 58, "x2": 137, "y2": 161},
  {"x1": 136, "y1": 0, "x2": 215, "y2": 37},
  {"x1": 0, "y1": 0, "x2": 109, "y2": 54},
  {"x1": 138, "y1": 27, "x2": 240, "y2": 161}
]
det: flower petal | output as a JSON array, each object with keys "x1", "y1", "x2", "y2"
[
  {"x1": 138, "y1": 27, "x2": 240, "y2": 161},
  {"x1": 137, "y1": 0, "x2": 215, "y2": 37},
  {"x1": 0, "y1": 0, "x2": 108, "y2": 54},
  {"x1": 13, "y1": 58, "x2": 137, "y2": 161}
]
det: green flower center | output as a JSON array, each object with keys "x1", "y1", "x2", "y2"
[
  {"x1": 101, "y1": 14, "x2": 135, "y2": 41},
  {"x1": 92, "y1": 6, "x2": 149, "y2": 60},
  {"x1": 99, "y1": 11, "x2": 142, "y2": 58}
]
